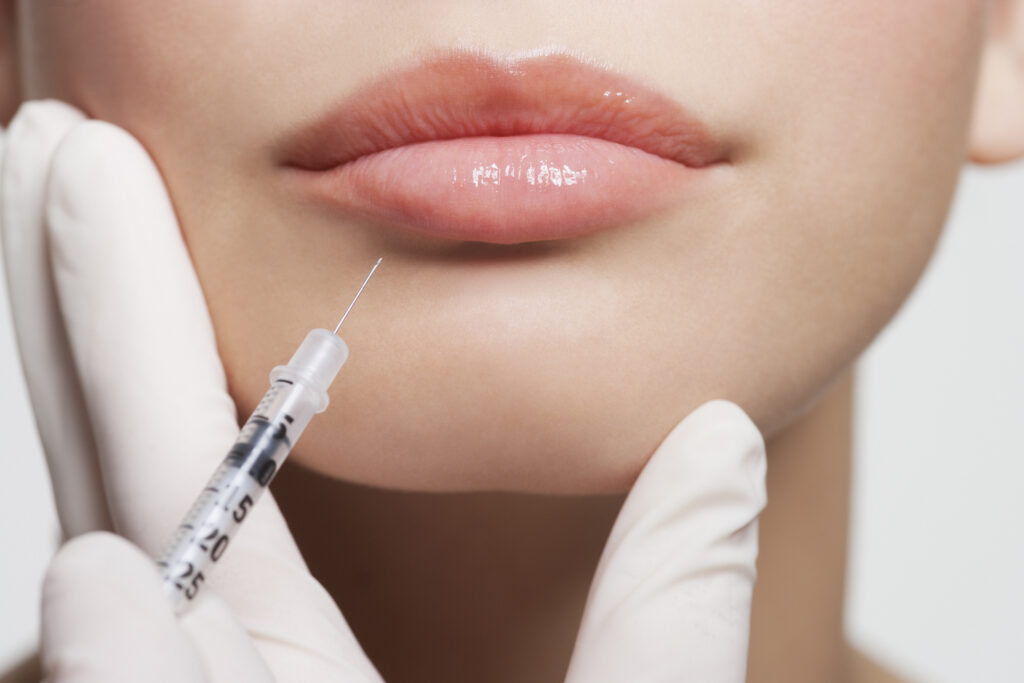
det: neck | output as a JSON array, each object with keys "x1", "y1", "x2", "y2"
[
  {"x1": 749, "y1": 368, "x2": 854, "y2": 682},
  {"x1": 274, "y1": 369, "x2": 855, "y2": 683}
]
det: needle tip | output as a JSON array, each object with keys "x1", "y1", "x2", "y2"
[{"x1": 333, "y1": 258, "x2": 383, "y2": 334}]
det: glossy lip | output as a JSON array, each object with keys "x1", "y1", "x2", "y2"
[{"x1": 278, "y1": 50, "x2": 728, "y2": 244}]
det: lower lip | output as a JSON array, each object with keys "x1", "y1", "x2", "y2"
[{"x1": 288, "y1": 134, "x2": 707, "y2": 244}]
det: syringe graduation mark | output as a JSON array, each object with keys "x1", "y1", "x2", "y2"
[
  {"x1": 159, "y1": 257, "x2": 383, "y2": 611},
  {"x1": 334, "y1": 257, "x2": 383, "y2": 334}
]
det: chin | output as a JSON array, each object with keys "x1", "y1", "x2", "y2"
[{"x1": 235, "y1": 339, "x2": 826, "y2": 495}]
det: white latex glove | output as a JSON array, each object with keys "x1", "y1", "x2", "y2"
[
  {"x1": 566, "y1": 399, "x2": 767, "y2": 683},
  {"x1": 1, "y1": 101, "x2": 383, "y2": 682},
  {"x1": 2, "y1": 100, "x2": 767, "y2": 682}
]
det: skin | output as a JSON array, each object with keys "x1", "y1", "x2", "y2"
[
  {"x1": 269, "y1": 371, "x2": 860, "y2": 682},
  {"x1": 4, "y1": 1, "x2": 1023, "y2": 681},
  {"x1": 9, "y1": 0, "x2": 998, "y2": 493}
]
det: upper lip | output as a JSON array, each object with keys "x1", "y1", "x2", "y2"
[{"x1": 277, "y1": 49, "x2": 726, "y2": 172}]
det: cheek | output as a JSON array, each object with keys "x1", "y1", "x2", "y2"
[
  {"x1": 571, "y1": 2, "x2": 987, "y2": 448},
  {"x1": 20, "y1": 4, "x2": 184, "y2": 106},
  {"x1": 19, "y1": 2, "x2": 288, "y2": 164},
  {"x1": 708, "y1": 1, "x2": 986, "y2": 429}
]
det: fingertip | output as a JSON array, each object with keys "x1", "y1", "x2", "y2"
[
  {"x1": 657, "y1": 399, "x2": 765, "y2": 465},
  {"x1": 684, "y1": 399, "x2": 762, "y2": 442},
  {"x1": 45, "y1": 119, "x2": 174, "y2": 245},
  {"x1": 43, "y1": 532, "x2": 159, "y2": 604},
  {"x1": 179, "y1": 594, "x2": 276, "y2": 682},
  {"x1": 41, "y1": 532, "x2": 206, "y2": 682},
  {"x1": 43, "y1": 118, "x2": 187, "y2": 317},
  {"x1": 1, "y1": 100, "x2": 85, "y2": 252},
  {"x1": 692, "y1": 399, "x2": 767, "y2": 501},
  {"x1": 48, "y1": 118, "x2": 155, "y2": 179},
  {"x1": 42, "y1": 531, "x2": 169, "y2": 649},
  {"x1": 6, "y1": 100, "x2": 85, "y2": 144},
  {"x1": 645, "y1": 399, "x2": 767, "y2": 509}
]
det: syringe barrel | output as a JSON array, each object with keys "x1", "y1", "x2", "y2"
[{"x1": 157, "y1": 329, "x2": 349, "y2": 611}]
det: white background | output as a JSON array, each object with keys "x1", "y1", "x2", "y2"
[
  {"x1": 1, "y1": 161, "x2": 1022, "y2": 681},
  {"x1": 847, "y1": 160, "x2": 1024, "y2": 682}
]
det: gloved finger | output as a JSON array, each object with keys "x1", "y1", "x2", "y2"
[
  {"x1": 182, "y1": 594, "x2": 385, "y2": 683},
  {"x1": 41, "y1": 532, "x2": 208, "y2": 683},
  {"x1": 44, "y1": 120, "x2": 382, "y2": 682},
  {"x1": 179, "y1": 594, "x2": 274, "y2": 682},
  {"x1": 565, "y1": 400, "x2": 767, "y2": 683},
  {"x1": 0, "y1": 100, "x2": 112, "y2": 536},
  {"x1": 44, "y1": 118, "x2": 238, "y2": 553}
]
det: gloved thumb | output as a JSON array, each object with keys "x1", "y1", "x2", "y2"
[
  {"x1": 41, "y1": 532, "x2": 274, "y2": 683},
  {"x1": 566, "y1": 399, "x2": 767, "y2": 683}
]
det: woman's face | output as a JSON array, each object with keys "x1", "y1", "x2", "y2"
[{"x1": 16, "y1": 2, "x2": 986, "y2": 492}]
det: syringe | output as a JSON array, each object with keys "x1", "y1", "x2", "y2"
[{"x1": 156, "y1": 258, "x2": 382, "y2": 611}]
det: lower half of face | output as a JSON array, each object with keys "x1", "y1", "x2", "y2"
[{"x1": 21, "y1": 1, "x2": 985, "y2": 492}]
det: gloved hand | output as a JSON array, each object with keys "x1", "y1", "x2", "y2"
[
  {"x1": 1, "y1": 100, "x2": 384, "y2": 682},
  {"x1": 566, "y1": 399, "x2": 766, "y2": 682},
  {"x1": 1, "y1": 100, "x2": 767, "y2": 682}
]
